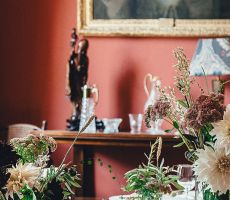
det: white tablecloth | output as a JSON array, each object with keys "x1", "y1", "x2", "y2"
[{"x1": 109, "y1": 191, "x2": 202, "y2": 200}]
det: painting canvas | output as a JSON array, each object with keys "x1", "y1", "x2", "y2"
[
  {"x1": 93, "y1": 0, "x2": 230, "y2": 20},
  {"x1": 77, "y1": 0, "x2": 230, "y2": 37}
]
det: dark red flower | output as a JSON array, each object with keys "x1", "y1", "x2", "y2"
[
  {"x1": 185, "y1": 93, "x2": 225, "y2": 130},
  {"x1": 144, "y1": 101, "x2": 170, "y2": 128}
]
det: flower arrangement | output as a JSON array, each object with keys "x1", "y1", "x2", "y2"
[
  {"x1": 123, "y1": 138, "x2": 182, "y2": 200},
  {"x1": 145, "y1": 48, "x2": 230, "y2": 199},
  {"x1": 0, "y1": 116, "x2": 95, "y2": 200},
  {"x1": 0, "y1": 134, "x2": 80, "y2": 200},
  {"x1": 194, "y1": 106, "x2": 230, "y2": 199}
]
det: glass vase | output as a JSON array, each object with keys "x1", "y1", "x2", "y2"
[{"x1": 203, "y1": 189, "x2": 230, "y2": 200}]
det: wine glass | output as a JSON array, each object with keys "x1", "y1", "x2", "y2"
[{"x1": 177, "y1": 164, "x2": 195, "y2": 199}]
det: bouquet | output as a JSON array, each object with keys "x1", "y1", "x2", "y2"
[
  {"x1": 123, "y1": 138, "x2": 182, "y2": 200},
  {"x1": 0, "y1": 116, "x2": 95, "y2": 200},
  {"x1": 144, "y1": 48, "x2": 230, "y2": 199}
]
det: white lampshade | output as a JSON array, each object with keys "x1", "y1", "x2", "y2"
[{"x1": 190, "y1": 38, "x2": 230, "y2": 76}]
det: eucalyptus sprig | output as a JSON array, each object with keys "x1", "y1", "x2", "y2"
[{"x1": 123, "y1": 138, "x2": 182, "y2": 200}]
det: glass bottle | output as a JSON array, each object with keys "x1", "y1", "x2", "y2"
[
  {"x1": 79, "y1": 84, "x2": 99, "y2": 133},
  {"x1": 144, "y1": 73, "x2": 163, "y2": 134}
]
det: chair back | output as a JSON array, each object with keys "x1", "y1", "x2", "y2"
[{"x1": 8, "y1": 123, "x2": 41, "y2": 142}]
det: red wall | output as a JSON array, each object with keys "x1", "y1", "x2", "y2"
[
  {"x1": 1, "y1": 0, "x2": 230, "y2": 198},
  {"x1": 1, "y1": 1, "x2": 229, "y2": 130},
  {"x1": 0, "y1": 0, "x2": 74, "y2": 128}
]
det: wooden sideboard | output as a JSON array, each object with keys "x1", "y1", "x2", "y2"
[
  {"x1": 32, "y1": 131, "x2": 186, "y2": 197},
  {"x1": 32, "y1": 131, "x2": 180, "y2": 146}
]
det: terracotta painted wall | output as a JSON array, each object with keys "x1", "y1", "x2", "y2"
[
  {"x1": 1, "y1": 0, "x2": 230, "y2": 198},
  {"x1": 1, "y1": 1, "x2": 229, "y2": 129},
  {"x1": 0, "y1": 0, "x2": 74, "y2": 128}
]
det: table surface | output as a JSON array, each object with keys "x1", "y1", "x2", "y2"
[
  {"x1": 32, "y1": 131, "x2": 180, "y2": 147},
  {"x1": 33, "y1": 130, "x2": 177, "y2": 139}
]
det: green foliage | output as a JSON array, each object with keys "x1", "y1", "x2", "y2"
[
  {"x1": 164, "y1": 128, "x2": 174, "y2": 133},
  {"x1": 173, "y1": 141, "x2": 185, "y2": 148},
  {"x1": 0, "y1": 191, "x2": 6, "y2": 200},
  {"x1": 172, "y1": 121, "x2": 179, "y2": 130},
  {"x1": 20, "y1": 185, "x2": 36, "y2": 200},
  {"x1": 57, "y1": 167, "x2": 81, "y2": 197},
  {"x1": 0, "y1": 116, "x2": 97, "y2": 200},
  {"x1": 177, "y1": 100, "x2": 189, "y2": 108},
  {"x1": 201, "y1": 124, "x2": 215, "y2": 145},
  {"x1": 123, "y1": 138, "x2": 182, "y2": 200},
  {"x1": 38, "y1": 165, "x2": 80, "y2": 200},
  {"x1": 4, "y1": 135, "x2": 81, "y2": 200},
  {"x1": 97, "y1": 158, "x2": 103, "y2": 166},
  {"x1": 97, "y1": 158, "x2": 117, "y2": 180},
  {"x1": 203, "y1": 188, "x2": 230, "y2": 200},
  {"x1": 10, "y1": 135, "x2": 55, "y2": 164}
]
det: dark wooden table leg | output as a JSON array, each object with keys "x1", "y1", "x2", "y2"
[
  {"x1": 74, "y1": 145, "x2": 95, "y2": 197},
  {"x1": 74, "y1": 145, "x2": 84, "y2": 197},
  {"x1": 82, "y1": 146, "x2": 95, "y2": 197}
]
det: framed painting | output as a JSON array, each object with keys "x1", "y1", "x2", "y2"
[{"x1": 77, "y1": 0, "x2": 230, "y2": 37}]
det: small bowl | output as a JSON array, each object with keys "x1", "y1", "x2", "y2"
[{"x1": 102, "y1": 118, "x2": 122, "y2": 133}]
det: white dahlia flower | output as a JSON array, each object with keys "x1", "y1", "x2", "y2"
[
  {"x1": 5, "y1": 163, "x2": 41, "y2": 199},
  {"x1": 210, "y1": 104, "x2": 230, "y2": 155},
  {"x1": 194, "y1": 146, "x2": 230, "y2": 194}
]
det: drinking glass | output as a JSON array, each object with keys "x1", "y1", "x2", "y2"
[
  {"x1": 128, "y1": 114, "x2": 143, "y2": 133},
  {"x1": 177, "y1": 164, "x2": 195, "y2": 199}
]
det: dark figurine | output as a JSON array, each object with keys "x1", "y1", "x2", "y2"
[{"x1": 66, "y1": 28, "x2": 89, "y2": 131}]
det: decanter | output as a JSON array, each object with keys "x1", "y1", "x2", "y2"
[
  {"x1": 144, "y1": 73, "x2": 163, "y2": 134},
  {"x1": 79, "y1": 84, "x2": 99, "y2": 133}
]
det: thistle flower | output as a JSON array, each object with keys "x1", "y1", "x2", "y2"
[
  {"x1": 5, "y1": 163, "x2": 41, "y2": 199},
  {"x1": 185, "y1": 93, "x2": 225, "y2": 130}
]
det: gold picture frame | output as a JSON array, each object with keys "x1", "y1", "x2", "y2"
[{"x1": 77, "y1": 0, "x2": 230, "y2": 37}]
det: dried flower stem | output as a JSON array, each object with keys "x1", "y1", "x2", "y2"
[
  {"x1": 177, "y1": 128, "x2": 193, "y2": 151},
  {"x1": 173, "y1": 48, "x2": 193, "y2": 106},
  {"x1": 147, "y1": 140, "x2": 158, "y2": 167},
  {"x1": 163, "y1": 116, "x2": 192, "y2": 151},
  {"x1": 223, "y1": 79, "x2": 230, "y2": 85},
  {"x1": 164, "y1": 118, "x2": 173, "y2": 126},
  {"x1": 184, "y1": 96, "x2": 190, "y2": 108},
  {"x1": 59, "y1": 115, "x2": 96, "y2": 167},
  {"x1": 198, "y1": 129, "x2": 204, "y2": 149},
  {"x1": 39, "y1": 115, "x2": 96, "y2": 192},
  {"x1": 157, "y1": 137, "x2": 162, "y2": 167}
]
